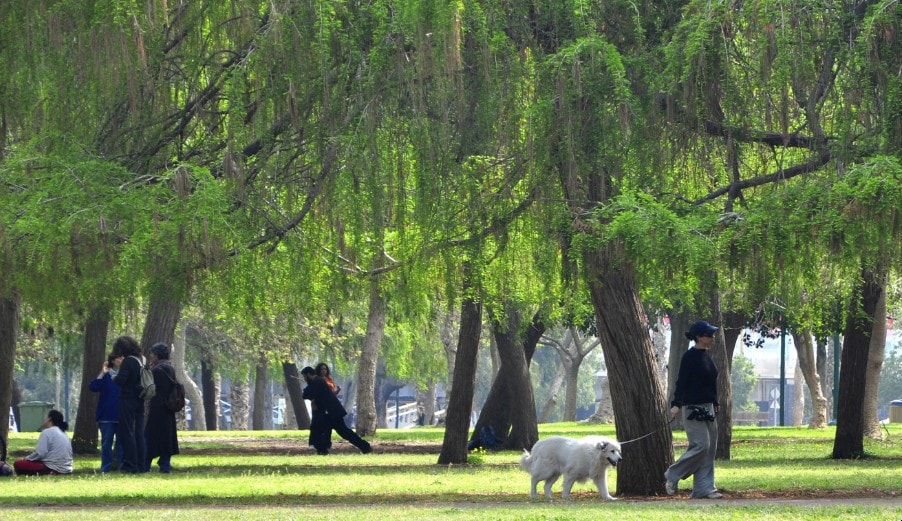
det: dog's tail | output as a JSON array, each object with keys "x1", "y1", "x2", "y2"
[{"x1": 518, "y1": 450, "x2": 532, "y2": 472}]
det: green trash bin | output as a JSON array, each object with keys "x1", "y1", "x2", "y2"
[{"x1": 17, "y1": 401, "x2": 55, "y2": 432}]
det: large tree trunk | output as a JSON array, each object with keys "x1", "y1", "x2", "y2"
[
  {"x1": 356, "y1": 277, "x2": 385, "y2": 437},
  {"x1": 139, "y1": 292, "x2": 182, "y2": 354},
  {"x1": 438, "y1": 280, "x2": 483, "y2": 465},
  {"x1": 833, "y1": 268, "x2": 883, "y2": 458},
  {"x1": 72, "y1": 305, "x2": 109, "y2": 454},
  {"x1": 282, "y1": 361, "x2": 310, "y2": 429},
  {"x1": 201, "y1": 359, "x2": 218, "y2": 430},
  {"x1": 862, "y1": 272, "x2": 887, "y2": 440},
  {"x1": 702, "y1": 291, "x2": 733, "y2": 461},
  {"x1": 791, "y1": 330, "x2": 829, "y2": 428},
  {"x1": 440, "y1": 310, "x2": 458, "y2": 410},
  {"x1": 0, "y1": 294, "x2": 20, "y2": 449},
  {"x1": 172, "y1": 330, "x2": 204, "y2": 430},
  {"x1": 586, "y1": 247, "x2": 673, "y2": 496},
  {"x1": 470, "y1": 305, "x2": 541, "y2": 451}
]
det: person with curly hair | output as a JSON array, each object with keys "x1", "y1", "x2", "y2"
[{"x1": 112, "y1": 335, "x2": 147, "y2": 473}]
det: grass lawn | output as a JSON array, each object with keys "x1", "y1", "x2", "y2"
[{"x1": 1, "y1": 423, "x2": 900, "y2": 520}]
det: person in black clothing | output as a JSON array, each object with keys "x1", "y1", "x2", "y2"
[
  {"x1": 144, "y1": 343, "x2": 179, "y2": 473},
  {"x1": 111, "y1": 335, "x2": 147, "y2": 473},
  {"x1": 664, "y1": 320, "x2": 723, "y2": 499},
  {"x1": 307, "y1": 363, "x2": 340, "y2": 454},
  {"x1": 301, "y1": 366, "x2": 372, "y2": 455}
]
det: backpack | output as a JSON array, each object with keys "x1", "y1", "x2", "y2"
[
  {"x1": 163, "y1": 370, "x2": 186, "y2": 412},
  {"x1": 132, "y1": 356, "x2": 156, "y2": 400}
]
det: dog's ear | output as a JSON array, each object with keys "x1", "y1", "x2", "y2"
[{"x1": 596, "y1": 442, "x2": 607, "y2": 451}]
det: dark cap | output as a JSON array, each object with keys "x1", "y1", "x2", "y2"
[
  {"x1": 151, "y1": 342, "x2": 170, "y2": 359},
  {"x1": 301, "y1": 366, "x2": 316, "y2": 376},
  {"x1": 685, "y1": 320, "x2": 719, "y2": 340}
]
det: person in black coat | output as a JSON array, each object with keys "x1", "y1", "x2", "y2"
[
  {"x1": 144, "y1": 342, "x2": 180, "y2": 473},
  {"x1": 112, "y1": 335, "x2": 147, "y2": 473},
  {"x1": 664, "y1": 320, "x2": 723, "y2": 499},
  {"x1": 301, "y1": 366, "x2": 372, "y2": 454}
]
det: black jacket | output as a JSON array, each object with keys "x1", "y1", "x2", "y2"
[
  {"x1": 671, "y1": 348, "x2": 719, "y2": 407},
  {"x1": 145, "y1": 360, "x2": 179, "y2": 458},
  {"x1": 303, "y1": 376, "x2": 347, "y2": 418},
  {"x1": 113, "y1": 356, "x2": 143, "y2": 401}
]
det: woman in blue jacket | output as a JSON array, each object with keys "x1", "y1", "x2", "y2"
[{"x1": 89, "y1": 353, "x2": 124, "y2": 472}]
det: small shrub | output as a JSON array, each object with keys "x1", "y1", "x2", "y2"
[{"x1": 467, "y1": 447, "x2": 487, "y2": 465}]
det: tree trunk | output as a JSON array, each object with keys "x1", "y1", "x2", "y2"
[
  {"x1": 356, "y1": 277, "x2": 385, "y2": 437},
  {"x1": 792, "y1": 361, "x2": 805, "y2": 426},
  {"x1": 0, "y1": 294, "x2": 20, "y2": 448},
  {"x1": 252, "y1": 355, "x2": 268, "y2": 430},
  {"x1": 563, "y1": 357, "x2": 581, "y2": 422},
  {"x1": 719, "y1": 309, "x2": 746, "y2": 447},
  {"x1": 379, "y1": 379, "x2": 403, "y2": 429},
  {"x1": 201, "y1": 359, "x2": 218, "y2": 430},
  {"x1": 833, "y1": 268, "x2": 883, "y2": 458},
  {"x1": 651, "y1": 317, "x2": 668, "y2": 381},
  {"x1": 438, "y1": 282, "x2": 482, "y2": 465},
  {"x1": 586, "y1": 247, "x2": 673, "y2": 496},
  {"x1": 283, "y1": 386, "x2": 296, "y2": 429},
  {"x1": 470, "y1": 305, "x2": 540, "y2": 451},
  {"x1": 282, "y1": 361, "x2": 310, "y2": 429},
  {"x1": 817, "y1": 337, "x2": 832, "y2": 422},
  {"x1": 539, "y1": 364, "x2": 566, "y2": 423},
  {"x1": 721, "y1": 311, "x2": 746, "y2": 362},
  {"x1": 667, "y1": 309, "x2": 691, "y2": 432},
  {"x1": 863, "y1": 272, "x2": 887, "y2": 439},
  {"x1": 72, "y1": 305, "x2": 109, "y2": 454},
  {"x1": 139, "y1": 292, "x2": 181, "y2": 355},
  {"x1": 230, "y1": 374, "x2": 250, "y2": 430},
  {"x1": 417, "y1": 382, "x2": 436, "y2": 426},
  {"x1": 702, "y1": 291, "x2": 733, "y2": 461},
  {"x1": 172, "y1": 330, "x2": 204, "y2": 430},
  {"x1": 791, "y1": 330, "x2": 828, "y2": 428},
  {"x1": 440, "y1": 311, "x2": 458, "y2": 410}
]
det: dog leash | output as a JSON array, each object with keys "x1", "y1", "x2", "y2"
[{"x1": 620, "y1": 417, "x2": 675, "y2": 445}]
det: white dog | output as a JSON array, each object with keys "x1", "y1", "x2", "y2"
[{"x1": 519, "y1": 435, "x2": 622, "y2": 500}]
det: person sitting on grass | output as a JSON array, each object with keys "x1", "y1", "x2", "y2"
[{"x1": 14, "y1": 409, "x2": 73, "y2": 475}]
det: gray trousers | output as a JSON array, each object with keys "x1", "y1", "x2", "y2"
[{"x1": 665, "y1": 403, "x2": 718, "y2": 497}]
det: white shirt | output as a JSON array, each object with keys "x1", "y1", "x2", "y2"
[{"x1": 26, "y1": 426, "x2": 73, "y2": 473}]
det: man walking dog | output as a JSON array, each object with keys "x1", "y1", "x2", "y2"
[{"x1": 301, "y1": 366, "x2": 372, "y2": 455}]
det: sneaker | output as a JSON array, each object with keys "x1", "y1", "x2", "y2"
[
  {"x1": 664, "y1": 477, "x2": 677, "y2": 496},
  {"x1": 361, "y1": 444, "x2": 373, "y2": 454},
  {"x1": 697, "y1": 492, "x2": 723, "y2": 499}
]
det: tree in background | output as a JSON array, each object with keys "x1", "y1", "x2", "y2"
[
  {"x1": 877, "y1": 343, "x2": 902, "y2": 418},
  {"x1": 730, "y1": 354, "x2": 759, "y2": 414}
]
